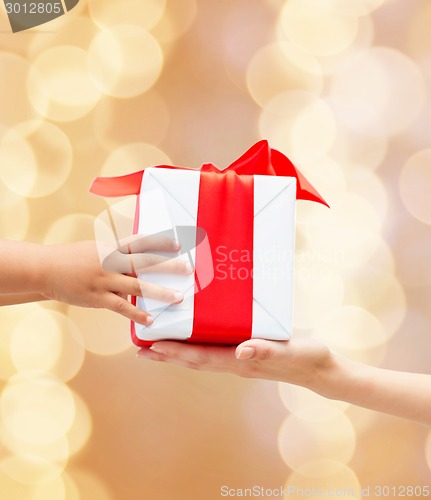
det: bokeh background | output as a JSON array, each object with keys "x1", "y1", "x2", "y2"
[{"x1": 0, "y1": 0, "x2": 431, "y2": 498}]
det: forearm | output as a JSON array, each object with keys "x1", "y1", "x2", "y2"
[
  {"x1": 312, "y1": 354, "x2": 431, "y2": 426},
  {"x1": 0, "y1": 293, "x2": 48, "y2": 306},
  {"x1": 0, "y1": 240, "x2": 49, "y2": 294}
]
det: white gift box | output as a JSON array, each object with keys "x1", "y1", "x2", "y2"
[
  {"x1": 133, "y1": 167, "x2": 297, "y2": 344},
  {"x1": 89, "y1": 140, "x2": 328, "y2": 346}
]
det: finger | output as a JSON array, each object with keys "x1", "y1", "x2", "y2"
[
  {"x1": 137, "y1": 349, "x2": 198, "y2": 369},
  {"x1": 137, "y1": 349, "x2": 232, "y2": 373},
  {"x1": 109, "y1": 274, "x2": 184, "y2": 303},
  {"x1": 140, "y1": 280, "x2": 184, "y2": 303},
  {"x1": 235, "y1": 339, "x2": 291, "y2": 361},
  {"x1": 133, "y1": 254, "x2": 193, "y2": 275},
  {"x1": 148, "y1": 341, "x2": 237, "y2": 366},
  {"x1": 118, "y1": 233, "x2": 180, "y2": 254},
  {"x1": 102, "y1": 293, "x2": 154, "y2": 326},
  {"x1": 103, "y1": 251, "x2": 193, "y2": 275}
]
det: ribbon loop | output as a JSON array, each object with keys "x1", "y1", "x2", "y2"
[{"x1": 89, "y1": 141, "x2": 329, "y2": 207}]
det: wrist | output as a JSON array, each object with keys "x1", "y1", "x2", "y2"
[
  {"x1": 31, "y1": 243, "x2": 56, "y2": 297},
  {"x1": 307, "y1": 351, "x2": 363, "y2": 401}
]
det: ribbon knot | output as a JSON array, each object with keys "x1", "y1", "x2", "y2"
[{"x1": 90, "y1": 140, "x2": 329, "y2": 208}]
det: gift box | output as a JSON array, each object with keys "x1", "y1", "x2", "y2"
[{"x1": 90, "y1": 140, "x2": 328, "y2": 346}]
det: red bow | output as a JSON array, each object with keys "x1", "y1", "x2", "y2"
[{"x1": 90, "y1": 140, "x2": 329, "y2": 207}]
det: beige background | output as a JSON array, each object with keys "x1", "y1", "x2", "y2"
[{"x1": 0, "y1": 0, "x2": 431, "y2": 498}]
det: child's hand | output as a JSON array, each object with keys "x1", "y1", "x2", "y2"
[
  {"x1": 136, "y1": 337, "x2": 334, "y2": 387},
  {"x1": 39, "y1": 239, "x2": 192, "y2": 325}
]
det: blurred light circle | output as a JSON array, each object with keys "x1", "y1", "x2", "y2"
[
  {"x1": 313, "y1": 306, "x2": 386, "y2": 351},
  {"x1": 278, "y1": 10, "x2": 374, "y2": 79},
  {"x1": 278, "y1": 383, "x2": 350, "y2": 418},
  {"x1": 88, "y1": 25, "x2": 164, "y2": 98},
  {"x1": 395, "y1": 218, "x2": 431, "y2": 287},
  {"x1": 67, "y1": 391, "x2": 92, "y2": 457},
  {"x1": 0, "y1": 53, "x2": 45, "y2": 127},
  {"x1": 0, "y1": 128, "x2": 36, "y2": 196},
  {"x1": 407, "y1": 2, "x2": 431, "y2": 64},
  {"x1": 246, "y1": 42, "x2": 323, "y2": 107},
  {"x1": 332, "y1": 16, "x2": 375, "y2": 67},
  {"x1": 346, "y1": 404, "x2": 379, "y2": 434},
  {"x1": 67, "y1": 306, "x2": 132, "y2": 356},
  {"x1": 330, "y1": 48, "x2": 427, "y2": 135},
  {"x1": 347, "y1": 168, "x2": 388, "y2": 224},
  {"x1": 61, "y1": 472, "x2": 80, "y2": 500},
  {"x1": 293, "y1": 262, "x2": 344, "y2": 329},
  {"x1": 408, "y1": 2, "x2": 431, "y2": 83},
  {"x1": 399, "y1": 149, "x2": 431, "y2": 226},
  {"x1": 305, "y1": 188, "x2": 379, "y2": 231},
  {"x1": 331, "y1": 117, "x2": 388, "y2": 171},
  {"x1": 48, "y1": 313, "x2": 85, "y2": 383},
  {"x1": 88, "y1": 0, "x2": 166, "y2": 31},
  {"x1": 344, "y1": 268, "x2": 406, "y2": 338},
  {"x1": 241, "y1": 380, "x2": 288, "y2": 451},
  {"x1": 28, "y1": 17, "x2": 97, "y2": 58},
  {"x1": 310, "y1": 227, "x2": 381, "y2": 270},
  {"x1": 101, "y1": 142, "x2": 172, "y2": 177},
  {"x1": 222, "y1": 1, "x2": 279, "y2": 92},
  {"x1": 302, "y1": 192, "x2": 383, "y2": 269},
  {"x1": 0, "y1": 181, "x2": 29, "y2": 240},
  {"x1": 27, "y1": 46, "x2": 102, "y2": 122},
  {"x1": 30, "y1": 474, "x2": 67, "y2": 500},
  {"x1": 285, "y1": 460, "x2": 361, "y2": 497},
  {"x1": 278, "y1": 410, "x2": 356, "y2": 470},
  {"x1": 365, "y1": 237, "x2": 395, "y2": 274},
  {"x1": 330, "y1": 95, "x2": 385, "y2": 137},
  {"x1": 44, "y1": 214, "x2": 95, "y2": 244},
  {"x1": 279, "y1": 0, "x2": 359, "y2": 57},
  {"x1": 0, "y1": 304, "x2": 41, "y2": 381},
  {"x1": 0, "y1": 456, "x2": 62, "y2": 486},
  {"x1": 68, "y1": 469, "x2": 114, "y2": 500},
  {"x1": 294, "y1": 157, "x2": 346, "y2": 205},
  {"x1": 0, "y1": 424, "x2": 70, "y2": 468},
  {"x1": 10, "y1": 309, "x2": 62, "y2": 374},
  {"x1": 151, "y1": 0, "x2": 197, "y2": 43},
  {"x1": 319, "y1": 0, "x2": 385, "y2": 16},
  {"x1": 0, "y1": 121, "x2": 72, "y2": 198},
  {"x1": 1, "y1": 374, "x2": 75, "y2": 445},
  {"x1": 11, "y1": 309, "x2": 85, "y2": 382},
  {"x1": 259, "y1": 91, "x2": 336, "y2": 165},
  {"x1": 93, "y1": 91, "x2": 170, "y2": 149}
]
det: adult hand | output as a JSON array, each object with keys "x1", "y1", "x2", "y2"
[{"x1": 137, "y1": 337, "x2": 334, "y2": 387}]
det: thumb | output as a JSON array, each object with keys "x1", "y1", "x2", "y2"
[{"x1": 235, "y1": 339, "x2": 290, "y2": 361}]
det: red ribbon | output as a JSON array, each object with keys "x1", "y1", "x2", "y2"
[
  {"x1": 90, "y1": 140, "x2": 329, "y2": 207},
  {"x1": 90, "y1": 140, "x2": 328, "y2": 346},
  {"x1": 191, "y1": 170, "x2": 254, "y2": 344}
]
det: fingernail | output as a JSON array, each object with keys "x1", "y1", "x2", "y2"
[
  {"x1": 236, "y1": 347, "x2": 255, "y2": 360},
  {"x1": 145, "y1": 315, "x2": 154, "y2": 326},
  {"x1": 150, "y1": 344, "x2": 166, "y2": 355},
  {"x1": 174, "y1": 292, "x2": 184, "y2": 303},
  {"x1": 174, "y1": 240, "x2": 181, "y2": 251},
  {"x1": 185, "y1": 263, "x2": 193, "y2": 274}
]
